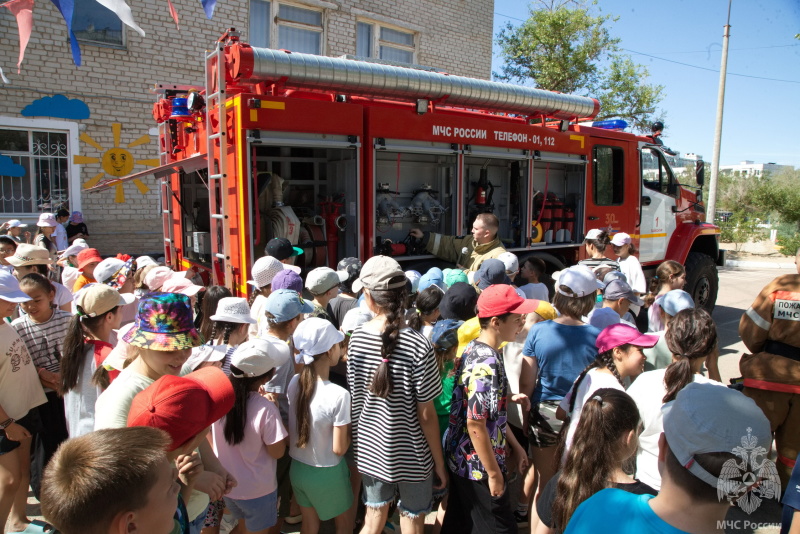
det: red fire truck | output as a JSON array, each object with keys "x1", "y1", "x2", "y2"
[{"x1": 90, "y1": 29, "x2": 723, "y2": 310}]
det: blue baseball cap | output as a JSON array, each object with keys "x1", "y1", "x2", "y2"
[
  {"x1": 431, "y1": 318, "x2": 463, "y2": 350},
  {"x1": 264, "y1": 288, "x2": 314, "y2": 323},
  {"x1": 661, "y1": 290, "x2": 694, "y2": 317},
  {"x1": 419, "y1": 267, "x2": 444, "y2": 292}
]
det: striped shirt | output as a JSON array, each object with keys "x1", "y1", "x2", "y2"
[
  {"x1": 12, "y1": 309, "x2": 71, "y2": 390},
  {"x1": 578, "y1": 257, "x2": 620, "y2": 272},
  {"x1": 347, "y1": 326, "x2": 441, "y2": 483}
]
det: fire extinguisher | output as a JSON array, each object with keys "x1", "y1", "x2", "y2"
[{"x1": 474, "y1": 165, "x2": 495, "y2": 212}]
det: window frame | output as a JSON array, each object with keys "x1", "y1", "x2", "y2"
[
  {"x1": 592, "y1": 144, "x2": 625, "y2": 206},
  {"x1": 72, "y1": 0, "x2": 127, "y2": 49},
  {"x1": 249, "y1": 0, "x2": 326, "y2": 55},
  {"x1": 356, "y1": 19, "x2": 417, "y2": 64},
  {"x1": 641, "y1": 146, "x2": 678, "y2": 197},
  {"x1": 0, "y1": 117, "x2": 81, "y2": 217}
]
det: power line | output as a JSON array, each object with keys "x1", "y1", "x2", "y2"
[
  {"x1": 494, "y1": 12, "x2": 800, "y2": 84},
  {"x1": 623, "y1": 48, "x2": 800, "y2": 84}
]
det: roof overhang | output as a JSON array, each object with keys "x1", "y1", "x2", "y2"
[{"x1": 84, "y1": 154, "x2": 207, "y2": 192}]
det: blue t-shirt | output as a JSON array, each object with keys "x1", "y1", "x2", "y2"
[
  {"x1": 782, "y1": 454, "x2": 800, "y2": 534},
  {"x1": 565, "y1": 488, "x2": 688, "y2": 534},
  {"x1": 522, "y1": 321, "x2": 600, "y2": 403}
]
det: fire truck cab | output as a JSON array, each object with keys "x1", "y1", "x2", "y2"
[{"x1": 89, "y1": 29, "x2": 722, "y2": 311}]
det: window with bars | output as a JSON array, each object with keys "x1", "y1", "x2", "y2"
[
  {"x1": 0, "y1": 128, "x2": 71, "y2": 214},
  {"x1": 249, "y1": 1, "x2": 324, "y2": 55},
  {"x1": 356, "y1": 21, "x2": 416, "y2": 64}
]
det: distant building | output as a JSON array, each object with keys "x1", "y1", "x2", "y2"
[{"x1": 719, "y1": 160, "x2": 794, "y2": 178}]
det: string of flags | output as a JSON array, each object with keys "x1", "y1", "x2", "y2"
[{"x1": 0, "y1": 0, "x2": 218, "y2": 79}]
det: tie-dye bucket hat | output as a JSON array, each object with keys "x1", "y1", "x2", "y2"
[{"x1": 123, "y1": 292, "x2": 204, "y2": 351}]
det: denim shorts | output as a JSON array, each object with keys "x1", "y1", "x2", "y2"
[
  {"x1": 223, "y1": 491, "x2": 278, "y2": 532},
  {"x1": 361, "y1": 472, "x2": 433, "y2": 518}
]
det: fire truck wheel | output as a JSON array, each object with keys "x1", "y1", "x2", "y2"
[{"x1": 684, "y1": 251, "x2": 718, "y2": 313}]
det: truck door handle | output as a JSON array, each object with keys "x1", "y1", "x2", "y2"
[
  {"x1": 642, "y1": 196, "x2": 652, "y2": 206},
  {"x1": 588, "y1": 216, "x2": 599, "y2": 221}
]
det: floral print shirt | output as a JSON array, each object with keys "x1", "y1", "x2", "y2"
[{"x1": 444, "y1": 340, "x2": 508, "y2": 481}]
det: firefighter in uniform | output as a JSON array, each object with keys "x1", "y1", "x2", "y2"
[
  {"x1": 410, "y1": 213, "x2": 507, "y2": 273},
  {"x1": 738, "y1": 248, "x2": 800, "y2": 487}
]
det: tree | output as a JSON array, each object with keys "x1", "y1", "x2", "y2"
[{"x1": 495, "y1": 1, "x2": 664, "y2": 131}]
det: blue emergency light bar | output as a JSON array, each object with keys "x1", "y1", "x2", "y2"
[{"x1": 591, "y1": 120, "x2": 628, "y2": 130}]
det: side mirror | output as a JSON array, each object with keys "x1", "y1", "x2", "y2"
[{"x1": 696, "y1": 160, "x2": 705, "y2": 187}]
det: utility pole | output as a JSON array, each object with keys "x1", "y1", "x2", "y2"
[{"x1": 707, "y1": 0, "x2": 732, "y2": 220}]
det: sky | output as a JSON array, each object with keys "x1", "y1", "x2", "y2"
[{"x1": 492, "y1": 0, "x2": 800, "y2": 168}]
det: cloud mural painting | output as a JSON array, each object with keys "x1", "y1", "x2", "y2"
[{"x1": 21, "y1": 94, "x2": 90, "y2": 120}]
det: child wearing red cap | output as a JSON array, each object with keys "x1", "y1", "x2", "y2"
[
  {"x1": 442, "y1": 284, "x2": 534, "y2": 534},
  {"x1": 212, "y1": 339, "x2": 288, "y2": 534},
  {"x1": 72, "y1": 248, "x2": 102, "y2": 293},
  {"x1": 128, "y1": 366, "x2": 235, "y2": 534},
  {"x1": 558, "y1": 324, "x2": 659, "y2": 459}
]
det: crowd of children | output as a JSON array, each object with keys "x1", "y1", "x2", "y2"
[{"x1": 0, "y1": 219, "x2": 792, "y2": 534}]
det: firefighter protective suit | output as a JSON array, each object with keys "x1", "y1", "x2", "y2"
[{"x1": 739, "y1": 273, "x2": 800, "y2": 487}]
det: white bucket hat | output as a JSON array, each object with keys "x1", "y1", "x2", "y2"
[
  {"x1": 210, "y1": 297, "x2": 257, "y2": 324},
  {"x1": 248, "y1": 256, "x2": 284, "y2": 289}
]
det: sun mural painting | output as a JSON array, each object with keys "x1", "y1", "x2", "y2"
[{"x1": 74, "y1": 123, "x2": 160, "y2": 203}]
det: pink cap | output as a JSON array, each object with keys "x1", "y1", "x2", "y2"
[
  {"x1": 596, "y1": 323, "x2": 659, "y2": 353},
  {"x1": 161, "y1": 277, "x2": 204, "y2": 296},
  {"x1": 611, "y1": 232, "x2": 632, "y2": 246}
]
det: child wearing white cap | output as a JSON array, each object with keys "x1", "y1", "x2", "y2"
[
  {"x1": 211, "y1": 339, "x2": 288, "y2": 533},
  {"x1": 247, "y1": 256, "x2": 284, "y2": 338},
  {"x1": 579, "y1": 229, "x2": 619, "y2": 271},
  {"x1": 610, "y1": 233, "x2": 645, "y2": 294},
  {"x1": 191, "y1": 297, "x2": 255, "y2": 376},
  {"x1": 287, "y1": 318, "x2": 353, "y2": 532},
  {"x1": 0, "y1": 271, "x2": 46, "y2": 534},
  {"x1": 33, "y1": 213, "x2": 60, "y2": 282},
  {"x1": 1, "y1": 219, "x2": 31, "y2": 244},
  {"x1": 521, "y1": 265, "x2": 603, "y2": 509}
]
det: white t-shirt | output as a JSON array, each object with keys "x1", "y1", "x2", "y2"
[
  {"x1": 94, "y1": 363, "x2": 192, "y2": 429},
  {"x1": 54, "y1": 223, "x2": 68, "y2": 251},
  {"x1": 519, "y1": 282, "x2": 549, "y2": 302},
  {"x1": 261, "y1": 333, "x2": 294, "y2": 424},
  {"x1": 64, "y1": 343, "x2": 103, "y2": 437},
  {"x1": 287, "y1": 375, "x2": 351, "y2": 467},
  {"x1": 0, "y1": 322, "x2": 47, "y2": 420},
  {"x1": 211, "y1": 392, "x2": 288, "y2": 500},
  {"x1": 502, "y1": 341, "x2": 526, "y2": 429},
  {"x1": 250, "y1": 294, "x2": 268, "y2": 338},
  {"x1": 627, "y1": 369, "x2": 724, "y2": 490},
  {"x1": 618, "y1": 255, "x2": 646, "y2": 294},
  {"x1": 61, "y1": 265, "x2": 80, "y2": 293},
  {"x1": 559, "y1": 368, "x2": 624, "y2": 458}
]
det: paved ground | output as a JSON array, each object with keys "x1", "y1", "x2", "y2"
[{"x1": 24, "y1": 263, "x2": 791, "y2": 534}]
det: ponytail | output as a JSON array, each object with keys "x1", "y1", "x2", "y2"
[
  {"x1": 295, "y1": 360, "x2": 320, "y2": 448},
  {"x1": 407, "y1": 286, "x2": 443, "y2": 332},
  {"x1": 645, "y1": 260, "x2": 685, "y2": 307},
  {"x1": 366, "y1": 280, "x2": 408, "y2": 398},
  {"x1": 224, "y1": 367, "x2": 274, "y2": 445},
  {"x1": 552, "y1": 388, "x2": 640, "y2": 531},
  {"x1": 662, "y1": 308, "x2": 717, "y2": 403},
  {"x1": 60, "y1": 308, "x2": 118, "y2": 394}
]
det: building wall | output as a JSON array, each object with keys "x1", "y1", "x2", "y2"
[{"x1": 0, "y1": 0, "x2": 493, "y2": 255}]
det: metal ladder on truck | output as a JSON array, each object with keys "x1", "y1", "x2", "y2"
[{"x1": 204, "y1": 31, "x2": 235, "y2": 288}]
